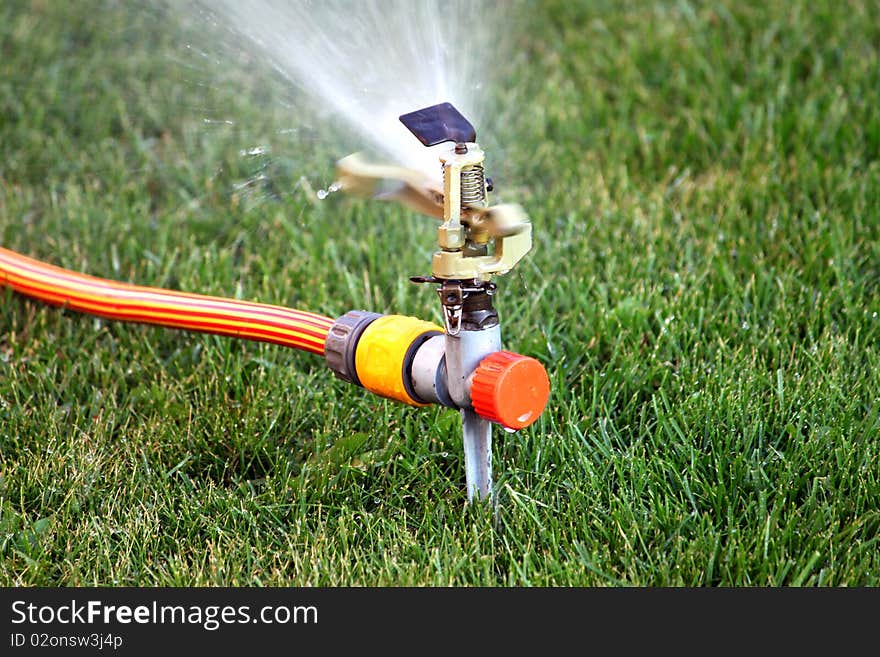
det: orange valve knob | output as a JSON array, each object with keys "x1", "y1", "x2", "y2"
[{"x1": 471, "y1": 351, "x2": 550, "y2": 430}]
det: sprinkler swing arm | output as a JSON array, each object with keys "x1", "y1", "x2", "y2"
[
  {"x1": 0, "y1": 102, "x2": 549, "y2": 504},
  {"x1": 330, "y1": 102, "x2": 550, "y2": 502},
  {"x1": 335, "y1": 152, "x2": 533, "y2": 282}
]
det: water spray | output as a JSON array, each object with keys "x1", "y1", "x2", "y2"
[{"x1": 0, "y1": 102, "x2": 548, "y2": 504}]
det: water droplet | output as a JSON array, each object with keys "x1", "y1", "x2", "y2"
[
  {"x1": 316, "y1": 181, "x2": 342, "y2": 200},
  {"x1": 239, "y1": 146, "x2": 269, "y2": 157}
]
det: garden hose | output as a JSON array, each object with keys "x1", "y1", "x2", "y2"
[{"x1": 0, "y1": 246, "x2": 333, "y2": 355}]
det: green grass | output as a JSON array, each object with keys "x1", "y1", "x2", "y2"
[{"x1": 2, "y1": 0, "x2": 879, "y2": 586}]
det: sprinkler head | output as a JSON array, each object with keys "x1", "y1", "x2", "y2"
[{"x1": 335, "y1": 101, "x2": 533, "y2": 283}]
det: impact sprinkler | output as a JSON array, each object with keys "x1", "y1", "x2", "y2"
[
  {"x1": 0, "y1": 102, "x2": 549, "y2": 504},
  {"x1": 333, "y1": 102, "x2": 550, "y2": 502}
]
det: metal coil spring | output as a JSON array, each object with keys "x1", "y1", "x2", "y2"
[
  {"x1": 460, "y1": 165, "x2": 486, "y2": 204},
  {"x1": 446, "y1": 164, "x2": 486, "y2": 205}
]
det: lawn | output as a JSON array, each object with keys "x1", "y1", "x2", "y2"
[{"x1": 1, "y1": 0, "x2": 879, "y2": 586}]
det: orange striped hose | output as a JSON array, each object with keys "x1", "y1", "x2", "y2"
[{"x1": 0, "y1": 247, "x2": 333, "y2": 355}]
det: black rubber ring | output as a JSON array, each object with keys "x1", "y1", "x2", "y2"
[{"x1": 401, "y1": 330, "x2": 443, "y2": 404}]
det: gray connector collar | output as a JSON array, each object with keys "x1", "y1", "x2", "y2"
[{"x1": 324, "y1": 310, "x2": 383, "y2": 386}]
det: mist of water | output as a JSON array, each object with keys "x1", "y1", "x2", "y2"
[{"x1": 183, "y1": 0, "x2": 509, "y2": 180}]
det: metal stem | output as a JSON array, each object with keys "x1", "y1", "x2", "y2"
[
  {"x1": 434, "y1": 279, "x2": 501, "y2": 502},
  {"x1": 461, "y1": 409, "x2": 492, "y2": 502},
  {"x1": 444, "y1": 322, "x2": 501, "y2": 503}
]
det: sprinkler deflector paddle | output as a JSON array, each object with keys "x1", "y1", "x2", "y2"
[{"x1": 399, "y1": 101, "x2": 477, "y2": 146}]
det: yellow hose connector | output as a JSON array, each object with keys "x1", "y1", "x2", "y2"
[{"x1": 354, "y1": 315, "x2": 443, "y2": 406}]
